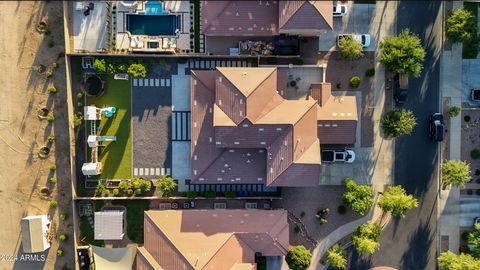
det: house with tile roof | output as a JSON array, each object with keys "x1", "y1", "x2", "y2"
[
  {"x1": 136, "y1": 210, "x2": 289, "y2": 270},
  {"x1": 191, "y1": 67, "x2": 357, "y2": 187},
  {"x1": 201, "y1": 0, "x2": 333, "y2": 37}
]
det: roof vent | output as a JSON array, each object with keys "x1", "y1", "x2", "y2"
[
  {"x1": 243, "y1": 71, "x2": 248, "y2": 76},
  {"x1": 339, "y1": 98, "x2": 344, "y2": 103}
]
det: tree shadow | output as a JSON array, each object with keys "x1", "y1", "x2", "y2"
[{"x1": 400, "y1": 221, "x2": 434, "y2": 270}]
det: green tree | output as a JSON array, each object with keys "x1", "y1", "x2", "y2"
[
  {"x1": 326, "y1": 244, "x2": 347, "y2": 269},
  {"x1": 441, "y1": 160, "x2": 472, "y2": 188},
  {"x1": 154, "y1": 176, "x2": 177, "y2": 197},
  {"x1": 380, "y1": 29, "x2": 425, "y2": 77},
  {"x1": 351, "y1": 222, "x2": 381, "y2": 255},
  {"x1": 285, "y1": 245, "x2": 312, "y2": 270},
  {"x1": 93, "y1": 59, "x2": 107, "y2": 73},
  {"x1": 342, "y1": 178, "x2": 373, "y2": 215},
  {"x1": 378, "y1": 185, "x2": 418, "y2": 217},
  {"x1": 339, "y1": 35, "x2": 364, "y2": 60},
  {"x1": 468, "y1": 224, "x2": 480, "y2": 258},
  {"x1": 448, "y1": 106, "x2": 461, "y2": 118},
  {"x1": 446, "y1": 8, "x2": 477, "y2": 43},
  {"x1": 127, "y1": 63, "x2": 147, "y2": 78},
  {"x1": 381, "y1": 109, "x2": 417, "y2": 137},
  {"x1": 438, "y1": 251, "x2": 480, "y2": 270},
  {"x1": 131, "y1": 177, "x2": 151, "y2": 193}
]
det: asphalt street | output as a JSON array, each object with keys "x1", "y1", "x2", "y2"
[{"x1": 345, "y1": 1, "x2": 443, "y2": 269}]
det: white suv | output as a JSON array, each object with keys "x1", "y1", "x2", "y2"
[{"x1": 337, "y1": 34, "x2": 371, "y2": 48}]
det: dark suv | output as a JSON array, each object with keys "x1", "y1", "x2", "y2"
[{"x1": 429, "y1": 113, "x2": 444, "y2": 142}]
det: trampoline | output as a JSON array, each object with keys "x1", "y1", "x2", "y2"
[{"x1": 84, "y1": 75, "x2": 105, "y2": 97}]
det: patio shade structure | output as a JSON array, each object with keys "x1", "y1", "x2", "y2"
[
  {"x1": 21, "y1": 215, "x2": 51, "y2": 253},
  {"x1": 94, "y1": 211, "x2": 125, "y2": 240}
]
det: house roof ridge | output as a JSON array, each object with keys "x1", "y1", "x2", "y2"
[
  {"x1": 217, "y1": 67, "x2": 276, "y2": 98},
  {"x1": 144, "y1": 212, "x2": 193, "y2": 268},
  {"x1": 279, "y1": 1, "x2": 307, "y2": 29},
  {"x1": 200, "y1": 233, "x2": 243, "y2": 269}
]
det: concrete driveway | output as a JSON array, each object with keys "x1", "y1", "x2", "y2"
[
  {"x1": 460, "y1": 197, "x2": 480, "y2": 228},
  {"x1": 462, "y1": 58, "x2": 480, "y2": 105},
  {"x1": 319, "y1": 2, "x2": 377, "y2": 52}
]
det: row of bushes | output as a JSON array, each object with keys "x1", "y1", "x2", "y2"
[
  {"x1": 93, "y1": 58, "x2": 147, "y2": 78},
  {"x1": 95, "y1": 177, "x2": 152, "y2": 196}
]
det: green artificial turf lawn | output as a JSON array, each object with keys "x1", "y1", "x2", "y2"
[{"x1": 87, "y1": 75, "x2": 132, "y2": 180}]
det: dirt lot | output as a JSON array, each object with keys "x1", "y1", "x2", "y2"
[{"x1": 0, "y1": 2, "x2": 73, "y2": 269}]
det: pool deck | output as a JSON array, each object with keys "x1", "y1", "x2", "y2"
[{"x1": 72, "y1": 1, "x2": 108, "y2": 52}]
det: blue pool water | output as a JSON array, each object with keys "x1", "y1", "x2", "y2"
[
  {"x1": 127, "y1": 14, "x2": 180, "y2": 36},
  {"x1": 145, "y1": 2, "x2": 164, "y2": 15}
]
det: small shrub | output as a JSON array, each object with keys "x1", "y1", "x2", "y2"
[
  {"x1": 77, "y1": 92, "x2": 84, "y2": 99},
  {"x1": 47, "y1": 114, "x2": 55, "y2": 122},
  {"x1": 204, "y1": 190, "x2": 216, "y2": 198},
  {"x1": 49, "y1": 200, "x2": 58, "y2": 208},
  {"x1": 448, "y1": 106, "x2": 461, "y2": 117},
  {"x1": 467, "y1": 189, "x2": 473, "y2": 195},
  {"x1": 47, "y1": 39, "x2": 55, "y2": 48},
  {"x1": 50, "y1": 163, "x2": 57, "y2": 171},
  {"x1": 59, "y1": 213, "x2": 67, "y2": 221},
  {"x1": 225, "y1": 190, "x2": 236, "y2": 198},
  {"x1": 318, "y1": 218, "x2": 328, "y2": 225},
  {"x1": 48, "y1": 86, "x2": 57, "y2": 94},
  {"x1": 56, "y1": 249, "x2": 63, "y2": 257},
  {"x1": 112, "y1": 189, "x2": 119, "y2": 196},
  {"x1": 73, "y1": 112, "x2": 83, "y2": 127},
  {"x1": 47, "y1": 135, "x2": 55, "y2": 143},
  {"x1": 104, "y1": 189, "x2": 111, "y2": 196},
  {"x1": 365, "y1": 68, "x2": 375, "y2": 77},
  {"x1": 336, "y1": 83, "x2": 342, "y2": 89},
  {"x1": 293, "y1": 58, "x2": 304, "y2": 65},
  {"x1": 338, "y1": 205, "x2": 347, "y2": 214},
  {"x1": 471, "y1": 149, "x2": 480, "y2": 160},
  {"x1": 59, "y1": 234, "x2": 67, "y2": 241},
  {"x1": 127, "y1": 189, "x2": 134, "y2": 196},
  {"x1": 77, "y1": 102, "x2": 83, "y2": 108},
  {"x1": 465, "y1": 115, "x2": 471, "y2": 122},
  {"x1": 134, "y1": 188, "x2": 142, "y2": 195},
  {"x1": 184, "y1": 190, "x2": 197, "y2": 198},
  {"x1": 52, "y1": 62, "x2": 59, "y2": 69},
  {"x1": 45, "y1": 70, "x2": 53, "y2": 78},
  {"x1": 349, "y1": 76, "x2": 361, "y2": 88},
  {"x1": 49, "y1": 177, "x2": 57, "y2": 184}
]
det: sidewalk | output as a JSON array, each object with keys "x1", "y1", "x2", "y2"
[
  {"x1": 309, "y1": 2, "x2": 397, "y2": 269},
  {"x1": 438, "y1": 2, "x2": 463, "y2": 253}
]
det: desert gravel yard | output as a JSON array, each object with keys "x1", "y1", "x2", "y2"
[{"x1": 282, "y1": 186, "x2": 363, "y2": 250}]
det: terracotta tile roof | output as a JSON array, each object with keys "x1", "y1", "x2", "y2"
[
  {"x1": 279, "y1": 1, "x2": 333, "y2": 30},
  {"x1": 309, "y1": 84, "x2": 358, "y2": 145},
  {"x1": 137, "y1": 210, "x2": 289, "y2": 270},
  {"x1": 201, "y1": 1, "x2": 279, "y2": 36},
  {"x1": 191, "y1": 67, "x2": 321, "y2": 186},
  {"x1": 201, "y1": 1, "x2": 332, "y2": 36}
]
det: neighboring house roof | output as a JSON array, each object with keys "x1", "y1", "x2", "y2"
[
  {"x1": 201, "y1": 0, "x2": 332, "y2": 36},
  {"x1": 92, "y1": 246, "x2": 137, "y2": 270},
  {"x1": 94, "y1": 211, "x2": 124, "y2": 240},
  {"x1": 200, "y1": 1, "x2": 278, "y2": 36},
  {"x1": 136, "y1": 210, "x2": 289, "y2": 270},
  {"x1": 21, "y1": 215, "x2": 50, "y2": 253},
  {"x1": 309, "y1": 83, "x2": 358, "y2": 145},
  {"x1": 191, "y1": 67, "x2": 321, "y2": 186},
  {"x1": 279, "y1": 1, "x2": 333, "y2": 31}
]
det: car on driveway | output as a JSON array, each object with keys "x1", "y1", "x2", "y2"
[
  {"x1": 321, "y1": 149, "x2": 355, "y2": 163},
  {"x1": 337, "y1": 34, "x2": 371, "y2": 48},
  {"x1": 471, "y1": 89, "x2": 480, "y2": 101},
  {"x1": 333, "y1": 3, "x2": 347, "y2": 17},
  {"x1": 429, "y1": 113, "x2": 444, "y2": 142}
]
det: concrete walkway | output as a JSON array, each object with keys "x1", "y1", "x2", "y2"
[
  {"x1": 437, "y1": 1, "x2": 464, "y2": 254},
  {"x1": 309, "y1": 2, "x2": 397, "y2": 269}
]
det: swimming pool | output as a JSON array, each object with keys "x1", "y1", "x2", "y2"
[
  {"x1": 145, "y1": 1, "x2": 164, "y2": 15},
  {"x1": 126, "y1": 14, "x2": 180, "y2": 36}
]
